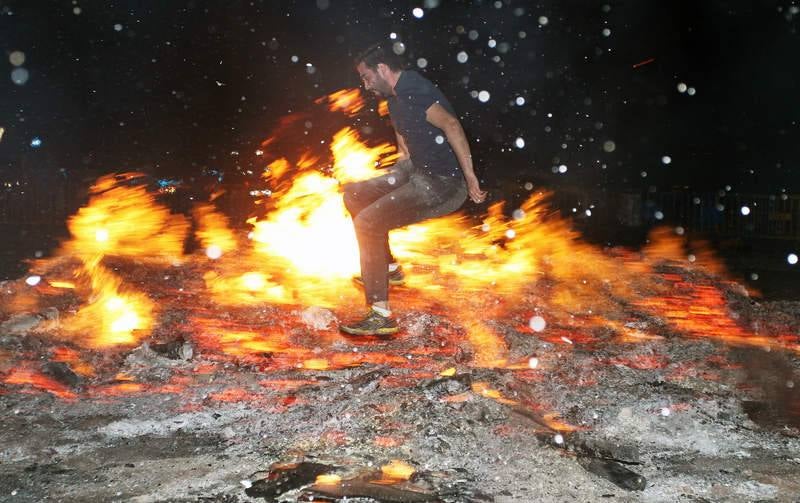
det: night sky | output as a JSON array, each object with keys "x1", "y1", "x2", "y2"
[{"x1": 1, "y1": 0, "x2": 799, "y2": 196}]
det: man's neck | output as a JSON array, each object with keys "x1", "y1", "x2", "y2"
[{"x1": 387, "y1": 70, "x2": 403, "y2": 96}]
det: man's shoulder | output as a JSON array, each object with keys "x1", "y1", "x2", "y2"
[{"x1": 397, "y1": 70, "x2": 437, "y2": 95}]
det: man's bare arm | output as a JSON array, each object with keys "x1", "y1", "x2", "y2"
[{"x1": 425, "y1": 102, "x2": 486, "y2": 203}]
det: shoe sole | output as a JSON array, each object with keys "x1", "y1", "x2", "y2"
[
  {"x1": 339, "y1": 325, "x2": 400, "y2": 336},
  {"x1": 352, "y1": 278, "x2": 406, "y2": 287}
]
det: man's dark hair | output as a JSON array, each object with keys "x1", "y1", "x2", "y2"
[{"x1": 354, "y1": 43, "x2": 406, "y2": 71}]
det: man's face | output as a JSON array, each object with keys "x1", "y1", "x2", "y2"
[{"x1": 357, "y1": 62, "x2": 393, "y2": 98}]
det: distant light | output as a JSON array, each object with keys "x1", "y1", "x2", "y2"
[
  {"x1": 11, "y1": 67, "x2": 29, "y2": 85},
  {"x1": 677, "y1": 82, "x2": 688, "y2": 93},
  {"x1": 602, "y1": 28, "x2": 611, "y2": 37},
  {"x1": 412, "y1": 7, "x2": 424, "y2": 18},
  {"x1": 740, "y1": 206, "x2": 750, "y2": 216},
  {"x1": 206, "y1": 245, "x2": 223, "y2": 259},
  {"x1": 661, "y1": 155, "x2": 672, "y2": 164},
  {"x1": 113, "y1": 23, "x2": 123, "y2": 31},
  {"x1": 9, "y1": 51, "x2": 25, "y2": 66},
  {"x1": 478, "y1": 90, "x2": 490, "y2": 102},
  {"x1": 788, "y1": 253, "x2": 798, "y2": 265},
  {"x1": 515, "y1": 96, "x2": 525, "y2": 106},
  {"x1": 416, "y1": 57, "x2": 428, "y2": 68},
  {"x1": 25, "y1": 275, "x2": 41, "y2": 286},
  {"x1": 538, "y1": 16, "x2": 549, "y2": 25},
  {"x1": 558, "y1": 164, "x2": 567, "y2": 173},
  {"x1": 456, "y1": 51, "x2": 468, "y2": 63},
  {"x1": 30, "y1": 137, "x2": 42, "y2": 147},
  {"x1": 514, "y1": 137, "x2": 525, "y2": 148}
]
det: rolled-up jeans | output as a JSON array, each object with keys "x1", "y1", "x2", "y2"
[{"x1": 342, "y1": 160, "x2": 468, "y2": 304}]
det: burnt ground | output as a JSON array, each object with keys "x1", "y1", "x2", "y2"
[{"x1": 1, "y1": 254, "x2": 800, "y2": 503}]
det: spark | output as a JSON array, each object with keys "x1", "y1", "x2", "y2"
[{"x1": 632, "y1": 57, "x2": 655, "y2": 68}]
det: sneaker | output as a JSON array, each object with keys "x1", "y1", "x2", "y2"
[
  {"x1": 353, "y1": 265, "x2": 406, "y2": 287},
  {"x1": 339, "y1": 309, "x2": 399, "y2": 336}
]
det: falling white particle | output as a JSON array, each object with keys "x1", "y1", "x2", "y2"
[
  {"x1": 558, "y1": 164, "x2": 567, "y2": 173},
  {"x1": 693, "y1": 197, "x2": 701, "y2": 204},
  {"x1": 585, "y1": 209, "x2": 592, "y2": 216},
  {"x1": 114, "y1": 23, "x2": 123, "y2": 31},
  {"x1": 640, "y1": 171, "x2": 648, "y2": 178},
  {"x1": 528, "y1": 357, "x2": 539, "y2": 369},
  {"x1": 240, "y1": 480, "x2": 253, "y2": 488},
  {"x1": 416, "y1": 58, "x2": 428, "y2": 68},
  {"x1": 554, "y1": 434, "x2": 564, "y2": 444},
  {"x1": 687, "y1": 87, "x2": 696, "y2": 96},
  {"x1": 512, "y1": 208, "x2": 525, "y2": 220},
  {"x1": 660, "y1": 407, "x2": 671, "y2": 417},
  {"x1": 538, "y1": 16, "x2": 549, "y2": 26},
  {"x1": 206, "y1": 245, "x2": 223, "y2": 259},
  {"x1": 677, "y1": 82, "x2": 688, "y2": 93},
  {"x1": 675, "y1": 226, "x2": 685, "y2": 235},
  {"x1": 25, "y1": 275, "x2": 41, "y2": 286},
  {"x1": 30, "y1": 137, "x2": 42, "y2": 147},
  {"x1": 514, "y1": 137, "x2": 525, "y2": 148},
  {"x1": 602, "y1": 28, "x2": 611, "y2": 37},
  {"x1": 456, "y1": 51, "x2": 468, "y2": 63},
  {"x1": 387, "y1": 176, "x2": 396, "y2": 185},
  {"x1": 662, "y1": 155, "x2": 672, "y2": 164},
  {"x1": 524, "y1": 182, "x2": 533, "y2": 190},
  {"x1": 389, "y1": 32, "x2": 397, "y2": 40},
  {"x1": 392, "y1": 42, "x2": 406, "y2": 55},
  {"x1": 11, "y1": 67, "x2": 29, "y2": 85},
  {"x1": 654, "y1": 211, "x2": 664, "y2": 220},
  {"x1": 290, "y1": 55, "x2": 299, "y2": 62},
  {"x1": 412, "y1": 7, "x2": 424, "y2": 18},
  {"x1": 560, "y1": 336, "x2": 573, "y2": 345},
  {"x1": 788, "y1": 253, "x2": 798, "y2": 265},
  {"x1": 750, "y1": 272, "x2": 759, "y2": 281},
  {"x1": 487, "y1": 38, "x2": 497, "y2": 48},
  {"x1": 740, "y1": 206, "x2": 751, "y2": 216},
  {"x1": 9, "y1": 51, "x2": 25, "y2": 66},
  {"x1": 478, "y1": 90, "x2": 490, "y2": 102},
  {"x1": 435, "y1": 135, "x2": 444, "y2": 144},
  {"x1": 515, "y1": 96, "x2": 525, "y2": 106},
  {"x1": 688, "y1": 254, "x2": 697, "y2": 263},
  {"x1": 528, "y1": 316, "x2": 546, "y2": 332},
  {"x1": 95, "y1": 229, "x2": 109, "y2": 242},
  {"x1": 505, "y1": 229, "x2": 516, "y2": 239},
  {"x1": 603, "y1": 140, "x2": 616, "y2": 152},
  {"x1": 481, "y1": 223, "x2": 491, "y2": 232},
  {"x1": 73, "y1": 6, "x2": 81, "y2": 14}
]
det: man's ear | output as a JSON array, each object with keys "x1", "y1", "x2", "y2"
[{"x1": 376, "y1": 62, "x2": 389, "y2": 76}]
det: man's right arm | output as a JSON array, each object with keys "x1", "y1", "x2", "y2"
[{"x1": 395, "y1": 131, "x2": 410, "y2": 160}]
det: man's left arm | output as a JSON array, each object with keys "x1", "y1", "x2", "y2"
[{"x1": 426, "y1": 103, "x2": 487, "y2": 203}]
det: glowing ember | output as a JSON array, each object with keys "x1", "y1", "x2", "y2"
[{"x1": 380, "y1": 460, "x2": 415, "y2": 481}]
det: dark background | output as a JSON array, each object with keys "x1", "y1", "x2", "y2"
[{"x1": 1, "y1": 0, "x2": 798, "y2": 294}]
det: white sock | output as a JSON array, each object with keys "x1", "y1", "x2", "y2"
[
  {"x1": 371, "y1": 304, "x2": 392, "y2": 317},
  {"x1": 388, "y1": 263, "x2": 399, "y2": 273}
]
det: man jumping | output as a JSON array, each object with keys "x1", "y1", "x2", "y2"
[{"x1": 339, "y1": 43, "x2": 486, "y2": 336}]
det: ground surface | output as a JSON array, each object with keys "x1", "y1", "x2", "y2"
[{"x1": 1, "y1": 251, "x2": 800, "y2": 503}]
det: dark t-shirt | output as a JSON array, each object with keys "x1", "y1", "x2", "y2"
[{"x1": 388, "y1": 70, "x2": 461, "y2": 178}]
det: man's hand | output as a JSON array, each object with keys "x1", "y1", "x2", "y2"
[{"x1": 465, "y1": 173, "x2": 487, "y2": 203}]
